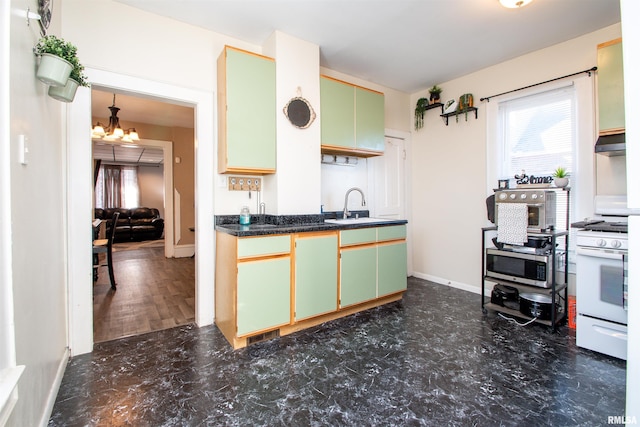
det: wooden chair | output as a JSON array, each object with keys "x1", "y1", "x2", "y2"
[{"x1": 93, "y1": 212, "x2": 120, "y2": 290}]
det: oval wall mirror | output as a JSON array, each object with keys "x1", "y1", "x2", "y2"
[{"x1": 283, "y1": 97, "x2": 316, "y2": 129}]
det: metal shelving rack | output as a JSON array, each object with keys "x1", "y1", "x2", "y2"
[{"x1": 481, "y1": 187, "x2": 570, "y2": 331}]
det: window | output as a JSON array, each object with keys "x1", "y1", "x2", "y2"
[
  {"x1": 95, "y1": 165, "x2": 140, "y2": 209},
  {"x1": 497, "y1": 84, "x2": 576, "y2": 232}
]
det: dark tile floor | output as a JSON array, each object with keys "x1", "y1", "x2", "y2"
[{"x1": 49, "y1": 277, "x2": 626, "y2": 426}]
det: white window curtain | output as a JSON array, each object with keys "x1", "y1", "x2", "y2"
[{"x1": 95, "y1": 165, "x2": 140, "y2": 209}]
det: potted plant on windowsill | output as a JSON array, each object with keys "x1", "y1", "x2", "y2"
[{"x1": 553, "y1": 167, "x2": 569, "y2": 188}]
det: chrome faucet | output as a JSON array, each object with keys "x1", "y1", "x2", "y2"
[{"x1": 343, "y1": 187, "x2": 366, "y2": 219}]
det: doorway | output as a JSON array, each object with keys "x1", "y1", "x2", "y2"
[
  {"x1": 91, "y1": 133, "x2": 194, "y2": 342},
  {"x1": 368, "y1": 130, "x2": 413, "y2": 275},
  {"x1": 92, "y1": 136, "x2": 175, "y2": 258},
  {"x1": 66, "y1": 69, "x2": 216, "y2": 355}
]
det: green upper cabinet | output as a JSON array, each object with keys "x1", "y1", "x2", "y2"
[
  {"x1": 320, "y1": 76, "x2": 384, "y2": 157},
  {"x1": 320, "y1": 77, "x2": 355, "y2": 150},
  {"x1": 355, "y1": 87, "x2": 385, "y2": 152},
  {"x1": 294, "y1": 233, "x2": 338, "y2": 320},
  {"x1": 597, "y1": 38, "x2": 625, "y2": 135},
  {"x1": 218, "y1": 46, "x2": 276, "y2": 174}
]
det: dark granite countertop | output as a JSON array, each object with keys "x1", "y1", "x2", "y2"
[{"x1": 215, "y1": 211, "x2": 408, "y2": 237}]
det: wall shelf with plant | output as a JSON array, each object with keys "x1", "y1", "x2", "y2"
[
  {"x1": 414, "y1": 99, "x2": 443, "y2": 130},
  {"x1": 440, "y1": 106, "x2": 478, "y2": 125}
]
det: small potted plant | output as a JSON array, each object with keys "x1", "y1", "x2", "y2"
[
  {"x1": 34, "y1": 35, "x2": 78, "y2": 87},
  {"x1": 552, "y1": 167, "x2": 569, "y2": 188},
  {"x1": 414, "y1": 97, "x2": 430, "y2": 130},
  {"x1": 48, "y1": 54, "x2": 89, "y2": 102},
  {"x1": 428, "y1": 85, "x2": 442, "y2": 104}
]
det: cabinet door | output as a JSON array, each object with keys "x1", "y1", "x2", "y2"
[
  {"x1": 320, "y1": 77, "x2": 355, "y2": 149},
  {"x1": 237, "y1": 257, "x2": 290, "y2": 336},
  {"x1": 378, "y1": 241, "x2": 407, "y2": 297},
  {"x1": 355, "y1": 87, "x2": 385, "y2": 152},
  {"x1": 340, "y1": 246, "x2": 377, "y2": 307},
  {"x1": 224, "y1": 48, "x2": 276, "y2": 172},
  {"x1": 294, "y1": 234, "x2": 338, "y2": 320},
  {"x1": 598, "y1": 39, "x2": 625, "y2": 134}
]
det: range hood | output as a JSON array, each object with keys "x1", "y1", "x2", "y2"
[{"x1": 595, "y1": 133, "x2": 625, "y2": 156}]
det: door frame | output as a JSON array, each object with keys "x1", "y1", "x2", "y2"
[{"x1": 66, "y1": 68, "x2": 215, "y2": 355}]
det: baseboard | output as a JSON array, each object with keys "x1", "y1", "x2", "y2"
[
  {"x1": 39, "y1": 347, "x2": 69, "y2": 427},
  {"x1": 412, "y1": 272, "x2": 487, "y2": 295},
  {"x1": 174, "y1": 244, "x2": 195, "y2": 258}
]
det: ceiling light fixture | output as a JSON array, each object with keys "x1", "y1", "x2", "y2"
[
  {"x1": 92, "y1": 94, "x2": 140, "y2": 142},
  {"x1": 499, "y1": 0, "x2": 533, "y2": 8}
]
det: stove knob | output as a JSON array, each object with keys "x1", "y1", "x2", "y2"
[
  {"x1": 509, "y1": 194, "x2": 516, "y2": 200},
  {"x1": 498, "y1": 193, "x2": 507, "y2": 200},
  {"x1": 597, "y1": 239, "x2": 607, "y2": 247},
  {"x1": 520, "y1": 193, "x2": 527, "y2": 199},
  {"x1": 531, "y1": 193, "x2": 539, "y2": 200},
  {"x1": 612, "y1": 240, "x2": 622, "y2": 249}
]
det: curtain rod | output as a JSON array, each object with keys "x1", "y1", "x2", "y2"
[{"x1": 480, "y1": 66, "x2": 597, "y2": 102}]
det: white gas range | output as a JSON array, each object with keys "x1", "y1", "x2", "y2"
[{"x1": 573, "y1": 196, "x2": 630, "y2": 360}]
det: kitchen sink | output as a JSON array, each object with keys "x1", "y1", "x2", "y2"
[{"x1": 324, "y1": 217, "x2": 397, "y2": 225}]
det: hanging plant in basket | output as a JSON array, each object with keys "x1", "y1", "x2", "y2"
[
  {"x1": 414, "y1": 97, "x2": 430, "y2": 130},
  {"x1": 34, "y1": 35, "x2": 89, "y2": 102},
  {"x1": 48, "y1": 52, "x2": 89, "y2": 102}
]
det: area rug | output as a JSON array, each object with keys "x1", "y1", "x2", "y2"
[{"x1": 113, "y1": 239, "x2": 164, "y2": 252}]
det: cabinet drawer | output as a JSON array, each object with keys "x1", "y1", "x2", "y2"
[
  {"x1": 238, "y1": 235, "x2": 290, "y2": 258},
  {"x1": 377, "y1": 225, "x2": 406, "y2": 242},
  {"x1": 340, "y1": 228, "x2": 377, "y2": 246}
]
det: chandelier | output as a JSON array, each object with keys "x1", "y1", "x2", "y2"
[{"x1": 92, "y1": 94, "x2": 140, "y2": 142}]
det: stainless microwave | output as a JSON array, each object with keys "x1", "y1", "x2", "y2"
[
  {"x1": 494, "y1": 189, "x2": 556, "y2": 232},
  {"x1": 485, "y1": 248, "x2": 555, "y2": 288}
]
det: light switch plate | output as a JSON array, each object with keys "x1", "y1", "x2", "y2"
[{"x1": 18, "y1": 134, "x2": 28, "y2": 165}]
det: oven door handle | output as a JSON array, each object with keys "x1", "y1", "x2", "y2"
[{"x1": 576, "y1": 247, "x2": 626, "y2": 260}]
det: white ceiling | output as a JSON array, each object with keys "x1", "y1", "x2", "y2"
[
  {"x1": 94, "y1": 0, "x2": 620, "y2": 138},
  {"x1": 93, "y1": 140, "x2": 164, "y2": 165},
  {"x1": 91, "y1": 89, "x2": 194, "y2": 129},
  {"x1": 117, "y1": 0, "x2": 620, "y2": 94}
]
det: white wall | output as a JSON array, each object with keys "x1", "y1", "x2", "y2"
[
  {"x1": 6, "y1": 0, "x2": 69, "y2": 425},
  {"x1": 410, "y1": 24, "x2": 623, "y2": 293},
  {"x1": 138, "y1": 164, "x2": 165, "y2": 218},
  {"x1": 263, "y1": 31, "x2": 322, "y2": 215}
]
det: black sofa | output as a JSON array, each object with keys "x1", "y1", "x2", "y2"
[{"x1": 95, "y1": 207, "x2": 164, "y2": 243}]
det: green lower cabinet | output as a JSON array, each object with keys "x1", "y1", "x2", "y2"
[
  {"x1": 340, "y1": 245, "x2": 377, "y2": 307},
  {"x1": 377, "y1": 242, "x2": 407, "y2": 296},
  {"x1": 294, "y1": 234, "x2": 338, "y2": 320},
  {"x1": 237, "y1": 257, "x2": 290, "y2": 336}
]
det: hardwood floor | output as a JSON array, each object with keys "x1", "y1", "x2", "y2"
[{"x1": 93, "y1": 243, "x2": 195, "y2": 343}]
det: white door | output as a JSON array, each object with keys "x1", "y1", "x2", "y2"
[{"x1": 369, "y1": 136, "x2": 405, "y2": 219}]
